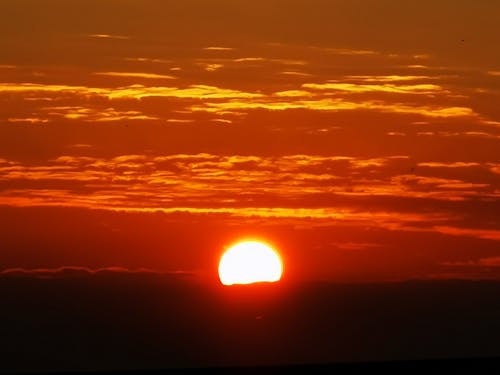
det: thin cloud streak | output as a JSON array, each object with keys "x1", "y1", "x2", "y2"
[
  {"x1": 434, "y1": 226, "x2": 500, "y2": 241},
  {"x1": 87, "y1": 34, "x2": 129, "y2": 40},
  {"x1": 7, "y1": 117, "x2": 49, "y2": 124},
  {"x1": 203, "y1": 46, "x2": 234, "y2": 51},
  {"x1": 0, "y1": 82, "x2": 263, "y2": 100},
  {"x1": 417, "y1": 162, "x2": 482, "y2": 168},
  {"x1": 302, "y1": 82, "x2": 446, "y2": 94},
  {"x1": 0, "y1": 266, "x2": 192, "y2": 278},
  {"x1": 43, "y1": 106, "x2": 158, "y2": 122},
  {"x1": 190, "y1": 98, "x2": 475, "y2": 118},
  {"x1": 93, "y1": 72, "x2": 176, "y2": 80},
  {"x1": 343, "y1": 75, "x2": 438, "y2": 82}
]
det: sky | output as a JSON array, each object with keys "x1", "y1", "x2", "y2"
[{"x1": 0, "y1": 0, "x2": 499, "y2": 282}]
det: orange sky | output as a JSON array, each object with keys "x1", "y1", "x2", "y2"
[{"x1": 0, "y1": 0, "x2": 499, "y2": 282}]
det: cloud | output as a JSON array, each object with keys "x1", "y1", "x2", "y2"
[
  {"x1": 43, "y1": 106, "x2": 158, "y2": 122},
  {"x1": 433, "y1": 226, "x2": 500, "y2": 241},
  {"x1": 0, "y1": 72, "x2": 484, "y2": 122},
  {"x1": 412, "y1": 54, "x2": 431, "y2": 60},
  {"x1": 87, "y1": 34, "x2": 129, "y2": 40},
  {"x1": 273, "y1": 90, "x2": 313, "y2": 97},
  {"x1": 124, "y1": 57, "x2": 171, "y2": 64},
  {"x1": 416, "y1": 131, "x2": 500, "y2": 139},
  {"x1": 166, "y1": 119, "x2": 195, "y2": 123},
  {"x1": 0, "y1": 149, "x2": 497, "y2": 242},
  {"x1": 232, "y1": 57, "x2": 266, "y2": 63},
  {"x1": 196, "y1": 63, "x2": 224, "y2": 72},
  {"x1": 205, "y1": 57, "x2": 308, "y2": 66},
  {"x1": 0, "y1": 153, "x2": 496, "y2": 218},
  {"x1": 67, "y1": 144, "x2": 93, "y2": 149},
  {"x1": 479, "y1": 257, "x2": 500, "y2": 266},
  {"x1": 0, "y1": 82, "x2": 262, "y2": 101},
  {"x1": 271, "y1": 59, "x2": 308, "y2": 66},
  {"x1": 0, "y1": 83, "x2": 108, "y2": 95},
  {"x1": 7, "y1": 117, "x2": 49, "y2": 124},
  {"x1": 111, "y1": 155, "x2": 147, "y2": 163},
  {"x1": 407, "y1": 64, "x2": 431, "y2": 69},
  {"x1": 489, "y1": 164, "x2": 500, "y2": 175},
  {"x1": 279, "y1": 71, "x2": 313, "y2": 77},
  {"x1": 443, "y1": 256, "x2": 500, "y2": 267},
  {"x1": 190, "y1": 98, "x2": 475, "y2": 118},
  {"x1": 323, "y1": 48, "x2": 379, "y2": 56},
  {"x1": 93, "y1": 72, "x2": 176, "y2": 80},
  {"x1": 343, "y1": 75, "x2": 436, "y2": 82},
  {"x1": 106, "y1": 84, "x2": 263, "y2": 100},
  {"x1": 302, "y1": 82, "x2": 445, "y2": 95},
  {"x1": 0, "y1": 266, "x2": 193, "y2": 279},
  {"x1": 210, "y1": 118, "x2": 232, "y2": 124},
  {"x1": 203, "y1": 46, "x2": 234, "y2": 51},
  {"x1": 0, "y1": 153, "x2": 491, "y2": 204},
  {"x1": 417, "y1": 162, "x2": 481, "y2": 168},
  {"x1": 390, "y1": 175, "x2": 492, "y2": 200}
]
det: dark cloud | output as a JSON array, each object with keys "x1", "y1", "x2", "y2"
[{"x1": 0, "y1": 266, "x2": 194, "y2": 279}]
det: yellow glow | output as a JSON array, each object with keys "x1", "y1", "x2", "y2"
[{"x1": 218, "y1": 241, "x2": 283, "y2": 285}]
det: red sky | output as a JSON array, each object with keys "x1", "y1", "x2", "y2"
[{"x1": 1, "y1": 0, "x2": 499, "y2": 282}]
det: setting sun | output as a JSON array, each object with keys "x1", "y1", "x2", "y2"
[{"x1": 218, "y1": 241, "x2": 283, "y2": 286}]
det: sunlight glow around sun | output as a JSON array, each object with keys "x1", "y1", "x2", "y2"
[{"x1": 218, "y1": 241, "x2": 283, "y2": 285}]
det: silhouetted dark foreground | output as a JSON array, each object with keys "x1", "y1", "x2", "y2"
[{"x1": 1, "y1": 274, "x2": 500, "y2": 373}]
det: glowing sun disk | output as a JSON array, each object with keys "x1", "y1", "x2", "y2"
[{"x1": 218, "y1": 241, "x2": 283, "y2": 285}]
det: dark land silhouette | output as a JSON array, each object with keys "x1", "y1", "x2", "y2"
[{"x1": 1, "y1": 274, "x2": 500, "y2": 373}]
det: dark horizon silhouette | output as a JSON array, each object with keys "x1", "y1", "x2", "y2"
[{"x1": 2, "y1": 272, "x2": 500, "y2": 373}]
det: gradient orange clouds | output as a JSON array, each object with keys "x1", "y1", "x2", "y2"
[{"x1": 0, "y1": 0, "x2": 499, "y2": 282}]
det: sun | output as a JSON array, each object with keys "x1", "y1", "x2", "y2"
[{"x1": 218, "y1": 241, "x2": 283, "y2": 285}]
